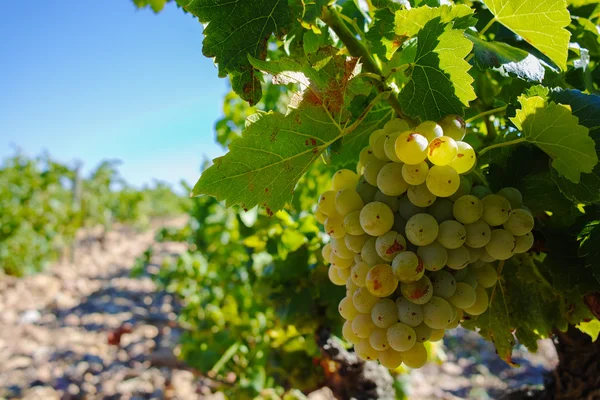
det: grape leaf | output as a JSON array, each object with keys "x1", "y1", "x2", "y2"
[
  {"x1": 579, "y1": 221, "x2": 600, "y2": 283},
  {"x1": 177, "y1": 0, "x2": 294, "y2": 104},
  {"x1": 367, "y1": 1, "x2": 405, "y2": 60},
  {"x1": 467, "y1": 34, "x2": 545, "y2": 82},
  {"x1": 398, "y1": 18, "x2": 476, "y2": 121},
  {"x1": 133, "y1": 0, "x2": 170, "y2": 12},
  {"x1": 482, "y1": 0, "x2": 571, "y2": 71},
  {"x1": 577, "y1": 319, "x2": 600, "y2": 341},
  {"x1": 511, "y1": 96, "x2": 598, "y2": 183},
  {"x1": 394, "y1": 4, "x2": 476, "y2": 38}
]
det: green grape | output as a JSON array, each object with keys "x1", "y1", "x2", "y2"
[
  {"x1": 395, "y1": 132, "x2": 429, "y2": 165},
  {"x1": 376, "y1": 231, "x2": 407, "y2": 262},
  {"x1": 369, "y1": 129, "x2": 386, "y2": 148},
  {"x1": 372, "y1": 298, "x2": 399, "y2": 328},
  {"x1": 318, "y1": 190, "x2": 337, "y2": 216},
  {"x1": 399, "y1": 195, "x2": 426, "y2": 220},
  {"x1": 315, "y1": 209, "x2": 327, "y2": 225},
  {"x1": 437, "y1": 220, "x2": 466, "y2": 249},
  {"x1": 428, "y1": 270, "x2": 456, "y2": 299},
  {"x1": 429, "y1": 329, "x2": 445, "y2": 342},
  {"x1": 353, "y1": 287, "x2": 379, "y2": 313},
  {"x1": 345, "y1": 234, "x2": 370, "y2": 254},
  {"x1": 359, "y1": 147, "x2": 377, "y2": 168},
  {"x1": 413, "y1": 323, "x2": 432, "y2": 342},
  {"x1": 387, "y1": 322, "x2": 416, "y2": 351},
  {"x1": 361, "y1": 237, "x2": 385, "y2": 265},
  {"x1": 466, "y1": 245, "x2": 483, "y2": 264},
  {"x1": 446, "y1": 308, "x2": 464, "y2": 329},
  {"x1": 370, "y1": 328, "x2": 391, "y2": 351},
  {"x1": 351, "y1": 262, "x2": 371, "y2": 287},
  {"x1": 324, "y1": 215, "x2": 346, "y2": 238},
  {"x1": 470, "y1": 185, "x2": 492, "y2": 199},
  {"x1": 335, "y1": 189, "x2": 364, "y2": 216},
  {"x1": 372, "y1": 133, "x2": 390, "y2": 161},
  {"x1": 485, "y1": 229, "x2": 516, "y2": 260},
  {"x1": 337, "y1": 265, "x2": 352, "y2": 281},
  {"x1": 464, "y1": 220, "x2": 492, "y2": 248},
  {"x1": 363, "y1": 159, "x2": 389, "y2": 186},
  {"x1": 339, "y1": 296, "x2": 359, "y2": 320},
  {"x1": 346, "y1": 277, "x2": 359, "y2": 296},
  {"x1": 451, "y1": 267, "x2": 468, "y2": 281},
  {"x1": 448, "y1": 282, "x2": 476, "y2": 309},
  {"x1": 439, "y1": 114, "x2": 466, "y2": 141},
  {"x1": 497, "y1": 187, "x2": 523, "y2": 209},
  {"x1": 402, "y1": 162, "x2": 429, "y2": 186},
  {"x1": 446, "y1": 246, "x2": 470, "y2": 270},
  {"x1": 449, "y1": 141, "x2": 476, "y2": 174},
  {"x1": 356, "y1": 175, "x2": 378, "y2": 203},
  {"x1": 378, "y1": 348, "x2": 403, "y2": 369},
  {"x1": 332, "y1": 169, "x2": 359, "y2": 191},
  {"x1": 394, "y1": 214, "x2": 407, "y2": 234},
  {"x1": 322, "y1": 243, "x2": 333, "y2": 263},
  {"x1": 427, "y1": 136, "x2": 458, "y2": 166},
  {"x1": 331, "y1": 237, "x2": 354, "y2": 259},
  {"x1": 405, "y1": 213, "x2": 439, "y2": 246},
  {"x1": 392, "y1": 251, "x2": 424, "y2": 283},
  {"x1": 408, "y1": 183, "x2": 437, "y2": 207},
  {"x1": 343, "y1": 211, "x2": 365, "y2": 236},
  {"x1": 453, "y1": 195, "x2": 483, "y2": 224},
  {"x1": 383, "y1": 131, "x2": 403, "y2": 163},
  {"x1": 360, "y1": 201, "x2": 394, "y2": 236},
  {"x1": 474, "y1": 263, "x2": 498, "y2": 288},
  {"x1": 448, "y1": 175, "x2": 473, "y2": 202},
  {"x1": 383, "y1": 118, "x2": 410, "y2": 134},
  {"x1": 343, "y1": 320, "x2": 361, "y2": 344},
  {"x1": 514, "y1": 232, "x2": 534, "y2": 253},
  {"x1": 328, "y1": 265, "x2": 346, "y2": 285},
  {"x1": 378, "y1": 163, "x2": 409, "y2": 196},
  {"x1": 400, "y1": 342, "x2": 428, "y2": 368},
  {"x1": 503, "y1": 208, "x2": 534, "y2": 236},
  {"x1": 331, "y1": 252, "x2": 353, "y2": 269},
  {"x1": 458, "y1": 267, "x2": 479, "y2": 289},
  {"x1": 417, "y1": 242, "x2": 448, "y2": 272},
  {"x1": 396, "y1": 297, "x2": 424, "y2": 327},
  {"x1": 366, "y1": 264, "x2": 398, "y2": 297},
  {"x1": 414, "y1": 121, "x2": 444, "y2": 142},
  {"x1": 479, "y1": 247, "x2": 497, "y2": 262},
  {"x1": 353, "y1": 313, "x2": 378, "y2": 339},
  {"x1": 422, "y1": 296, "x2": 453, "y2": 329},
  {"x1": 427, "y1": 198, "x2": 455, "y2": 223},
  {"x1": 355, "y1": 253, "x2": 364, "y2": 264},
  {"x1": 374, "y1": 191, "x2": 401, "y2": 213},
  {"x1": 464, "y1": 285, "x2": 489, "y2": 315},
  {"x1": 355, "y1": 338, "x2": 379, "y2": 361},
  {"x1": 481, "y1": 194, "x2": 512, "y2": 226},
  {"x1": 426, "y1": 165, "x2": 461, "y2": 197},
  {"x1": 400, "y1": 275, "x2": 433, "y2": 305}
]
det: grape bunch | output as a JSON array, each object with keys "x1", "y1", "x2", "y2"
[{"x1": 315, "y1": 116, "x2": 535, "y2": 370}]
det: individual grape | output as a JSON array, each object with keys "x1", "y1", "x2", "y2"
[
  {"x1": 427, "y1": 136, "x2": 458, "y2": 166},
  {"x1": 446, "y1": 246, "x2": 470, "y2": 270},
  {"x1": 372, "y1": 133, "x2": 390, "y2": 161},
  {"x1": 514, "y1": 232, "x2": 534, "y2": 253},
  {"x1": 466, "y1": 245, "x2": 483, "y2": 264},
  {"x1": 394, "y1": 214, "x2": 407, "y2": 233},
  {"x1": 396, "y1": 297, "x2": 424, "y2": 327},
  {"x1": 387, "y1": 322, "x2": 416, "y2": 351},
  {"x1": 343, "y1": 211, "x2": 365, "y2": 236},
  {"x1": 481, "y1": 194, "x2": 512, "y2": 226},
  {"x1": 437, "y1": 220, "x2": 466, "y2": 249},
  {"x1": 315, "y1": 209, "x2": 327, "y2": 225},
  {"x1": 331, "y1": 252, "x2": 353, "y2": 269},
  {"x1": 392, "y1": 251, "x2": 424, "y2": 283},
  {"x1": 497, "y1": 187, "x2": 523, "y2": 209},
  {"x1": 414, "y1": 121, "x2": 444, "y2": 142},
  {"x1": 324, "y1": 216, "x2": 346, "y2": 238},
  {"x1": 370, "y1": 328, "x2": 391, "y2": 351},
  {"x1": 422, "y1": 296, "x2": 453, "y2": 329},
  {"x1": 395, "y1": 131, "x2": 429, "y2": 165},
  {"x1": 400, "y1": 342, "x2": 428, "y2": 368},
  {"x1": 363, "y1": 159, "x2": 389, "y2": 186},
  {"x1": 479, "y1": 248, "x2": 497, "y2": 262},
  {"x1": 359, "y1": 147, "x2": 378, "y2": 168},
  {"x1": 405, "y1": 213, "x2": 439, "y2": 246},
  {"x1": 464, "y1": 285, "x2": 489, "y2": 316},
  {"x1": 374, "y1": 191, "x2": 401, "y2": 213},
  {"x1": 376, "y1": 231, "x2": 407, "y2": 262},
  {"x1": 356, "y1": 175, "x2": 378, "y2": 203},
  {"x1": 413, "y1": 323, "x2": 432, "y2": 342},
  {"x1": 448, "y1": 282, "x2": 476, "y2": 309},
  {"x1": 438, "y1": 114, "x2": 466, "y2": 141},
  {"x1": 378, "y1": 348, "x2": 404, "y2": 369},
  {"x1": 417, "y1": 242, "x2": 448, "y2": 272},
  {"x1": 355, "y1": 338, "x2": 379, "y2": 361},
  {"x1": 458, "y1": 266, "x2": 479, "y2": 289},
  {"x1": 345, "y1": 234, "x2": 370, "y2": 253},
  {"x1": 445, "y1": 308, "x2": 464, "y2": 329},
  {"x1": 322, "y1": 243, "x2": 333, "y2": 263},
  {"x1": 485, "y1": 229, "x2": 516, "y2": 260},
  {"x1": 408, "y1": 183, "x2": 437, "y2": 207},
  {"x1": 474, "y1": 263, "x2": 498, "y2": 288},
  {"x1": 352, "y1": 313, "x2": 377, "y2": 339},
  {"x1": 360, "y1": 202, "x2": 394, "y2": 236},
  {"x1": 503, "y1": 209, "x2": 534, "y2": 236},
  {"x1": 427, "y1": 198, "x2": 455, "y2": 223},
  {"x1": 400, "y1": 275, "x2": 433, "y2": 305},
  {"x1": 428, "y1": 270, "x2": 457, "y2": 299},
  {"x1": 331, "y1": 237, "x2": 354, "y2": 259},
  {"x1": 361, "y1": 237, "x2": 385, "y2": 265},
  {"x1": 343, "y1": 320, "x2": 361, "y2": 344},
  {"x1": 448, "y1": 175, "x2": 473, "y2": 202},
  {"x1": 337, "y1": 266, "x2": 351, "y2": 281},
  {"x1": 353, "y1": 287, "x2": 379, "y2": 313},
  {"x1": 335, "y1": 189, "x2": 364, "y2": 216},
  {"x1": 339, "y1": 296, "x2": 359, "y2": 320},
  {"x1": 383, "y1": 131, "x2": 403, "y2": 163},
  {"x1": 332, "y1": 169, "x2": 359, "y2": 191},
  {"x1": 366, "y1": 264, "x2": 398, "y2": 297},
  {"x1": 318, "y1": 190, "x2": 337, "y2": 216},
  {"x1": 346, "y1": 277, "x2": 359, "y2": 296},
  {"x1": 426, "y1": 165, "x2": 461, "y2": 197},
  {"x1": 453, "y1": 195, "x2": 483, "y2": 224},
  {"x1": 369, "y1": 129, "x2": 386, "y2": 148},
  {"x1": 464, "y1": 220, "x2": 492, "y2": 248},
  {"x1": 383, "y1": 118, "x2": 410, "y2": 134},
  {"x1": 377, "y1": 163, "x2": 409, "y2": 196},
  {"x1": 471, "y1": 185, "x2": 492, "y2": 199},
  {"x1": 328, "y1": 265, "x2": 346, "y2": 285},
  {"x1": 402, "y1": 162, "x2": 429, "y2": 186},
  {"x1": 351, "y1": 262, "x2": 371, "y2": 287},
  {"x1": 398, "y1": 195, "x2": 426, "y2": 220},
  {"x1": 372, "y1": 298, "x2": 399, "y2": 328},
  {"x1": 449, "y1": 141, "x2": 476, "y2": 174}
]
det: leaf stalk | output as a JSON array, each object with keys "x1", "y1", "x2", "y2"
[{"x1": 478, "y1": 137, "x2": 527, "y2": 156}]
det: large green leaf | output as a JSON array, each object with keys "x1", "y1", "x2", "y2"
[
  {"x1": 579, "y1": 221, "x2": 600, "y2": 283},
  {"x1": 394, "y1": 4, "x2": 476, "y2": 38},
  {"x1": 177, "y1": 0, "x2": 294, "y2": 104},
  {"x1": 511, "y1": 96, "x2": 598, "y2": 183},
  {"x1": 482, "y1": 0, "x2": 571, "y2": 71}
]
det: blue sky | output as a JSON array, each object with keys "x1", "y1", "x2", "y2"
[{"x1": 0, "y1": 1, "x2": 228, "y2": 189}]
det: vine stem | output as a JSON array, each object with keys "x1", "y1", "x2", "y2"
[
  {"x1": 478, "y1": 137, "x2": 526, "y2": 156},
  {"x1": 479, "y1": 18, "x2": 497, "y2": 36},
  {"x1": 465, "y1": 105, "x2": 507, "y2": 124}
]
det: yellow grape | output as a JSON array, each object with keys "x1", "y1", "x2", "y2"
[
  {"x1": 360, "y1": 201, "x2": 394, "y2": 236},
  {"x1": 414, "y1": 121, "x2": 444, "y2": 142},
  {"x1": 352, "y1": 313, "x2": 377, "y2": 339},
  {"x1": 426, "y1": 165, "x2": 460, "y2": 197},
  {"x1": 328, "y1": 265, "x2": 346, "y2": 285},
  {"x1": 353, "y1": 287, "x2": 379, "y2": 313},
  {"x1": 427, "y1": 137, "x2": 458, "y2": 166},
  {"x1": 343, "y1": 320, "x2": 361, "y2": 344},
  {"x1": 378, "y1": 163, "x2": 409, "y2": 196},
  {"x1": 402, "y1": 162, "x2": 429, "y2": 186},
  {"x1": 378, "y1": 348, "x2": 404, "y2": 369},
  {"x1": 449, "y1": 141, "x2": 476, "y2": 174},
  {"x1": 395, "y1": 132, "x2": 428, "y2": 165},
  {"x1": 366, "y1": 264, "x2": 399, "y2": 297}
]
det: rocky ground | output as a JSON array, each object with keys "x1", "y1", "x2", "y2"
[{"x1": 0, "y1": 218, "x2": 558, "y2": 399}]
